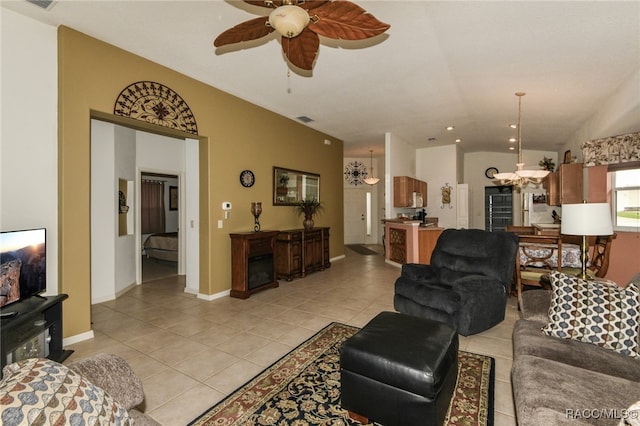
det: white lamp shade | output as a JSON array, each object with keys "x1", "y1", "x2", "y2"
[
  {"x1": 561, "y1": 203, "x2": 613, "y2": 236},
  {"x1": 269, "y1": 5, "x2": 309, "y2": 38}
]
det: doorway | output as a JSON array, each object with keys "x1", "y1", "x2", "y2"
[
  {"x1": 140, "y1": 172, "x2": 179, "y2": 282},
  {"x1": 344, "y1": 187, "x2": 371, "y2": 244},
  {"x1": 90, "y1": 119, "x2": 199, "y2": 304}
]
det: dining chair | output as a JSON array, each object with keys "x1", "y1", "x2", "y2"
[
  {"x1": 515, "y1": 235, "x2": 563, "y2": 309},
  {"x1": 544, "y1": 234, "x2": 615, "y2": 281}
]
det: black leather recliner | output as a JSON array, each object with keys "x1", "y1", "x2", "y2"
[{"x1": 394, "y1": 228, "x2": 519, "y2": 336}]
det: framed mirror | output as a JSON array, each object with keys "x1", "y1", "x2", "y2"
[{"x1": 273, "y1": 166, "x2": 320, "y2": 206}]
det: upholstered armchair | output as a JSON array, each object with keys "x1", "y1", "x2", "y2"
[{"x1": 394, "y1": 229, "x2": 519, "y2": 336}]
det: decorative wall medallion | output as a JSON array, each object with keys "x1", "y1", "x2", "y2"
[
  {"x1": 344, "y1": 161, "x2": 368, "y2": 186},
  {"x1": 114, "y1": 81, "x2": 198, "y2": 135}
]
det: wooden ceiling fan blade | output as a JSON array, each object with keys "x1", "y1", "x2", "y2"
[
  {"x1": 282, "y1": 29, "x2": 319, "y2": 71},
  {"x1": 243, "y1": 0, "x2": 282, "y2": 8},
  {"x1": 244, "y1": 0, "x2": 328, "y2": 10},
  {"x1": 214, "y1": 17, "x2": 274, "y2": 47},
  {"x1": 311, "y1": 1, "x2": 390, "y2": 40},
  {"x1": 299, "y1": 1, "x2": 330, "y2": 10}
]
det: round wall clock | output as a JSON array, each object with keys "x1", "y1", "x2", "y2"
[
  {"x1": 240, "y1": 170, "x2": 255, "y2": 187},
  {"x1": 485, "y1": 167, "x2": 499, "y2": 179}
]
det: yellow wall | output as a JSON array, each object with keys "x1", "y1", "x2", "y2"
[{"x1": 58, "y1": 26, "x2": 345, "y2": 337}]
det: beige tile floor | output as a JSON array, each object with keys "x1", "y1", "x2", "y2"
[{"x1": 66, "y1": 246, "x2": 520, "y2": 425}]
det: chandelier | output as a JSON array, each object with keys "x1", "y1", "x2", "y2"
[
  {"x1": 493, "y1": 92, "x2": 549, "y2": 188},
  {"x1": 364, "y1": 149, "x2": 380, "y2": 185}
]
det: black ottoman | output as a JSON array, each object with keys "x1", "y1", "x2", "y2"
[{"x1": 340, "y1": 311, "x2": 458, "y2": 426}]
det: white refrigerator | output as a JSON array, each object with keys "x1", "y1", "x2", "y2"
[{"x1": 523, "y1": 191, "x2": 557, "y2": 225}]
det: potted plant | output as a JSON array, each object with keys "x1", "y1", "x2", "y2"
[
  {"x1": 295, "y1": 198, "x2": 323, "y2": 230},
  {"x1": 539, "y1": 156, "x2": 555, "y2": 172}
]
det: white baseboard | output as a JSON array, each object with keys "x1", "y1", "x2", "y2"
[
  {"x1": 91, "y1": 281, "x2": 138, "y2": 305},
  {"x1": 385, "y1": 259, "x2": 401, "y2": 268},
  {"x1": 63, "y1": 330, "x2": 94, "y2": 347},
  {"x1": 184, "y1": 286, "x2": 198, "y2": 295},
  {"x1": 197, "y1": 289, "x2": 230, "y2": 301},
  {"x1": 330, "y1": 254, "x2": 346, "y2": 262}
]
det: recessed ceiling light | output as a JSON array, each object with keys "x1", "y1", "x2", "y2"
[
  {"x1": 446, "y1": 126, "x2": 455, "y2": 131},
  {"x1": 455, "y1": 139, "x2": 461, "y2": 143},
  {"x1": 509, "y1": 124, "x2": 517, "y2": 129},
  {"x1": 509, "y1": 138, "x2": 517, "y2": 142},
  {"x1": 509, "y1": 146, "x2": 515, "y2": 150}
]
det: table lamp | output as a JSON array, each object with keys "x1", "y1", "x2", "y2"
[{"x1": 561, "y1": 202, "x2": 613, "y2": 280}]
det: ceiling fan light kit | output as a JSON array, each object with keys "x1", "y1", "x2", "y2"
[
  {"x1": 214, "y1": 0, "x2": 390, "y2": 72},
  {"x1": 364, "y1": 149, "x2": 380, "y2": 185},
  {"x1": 493, "y1": 92, "x2": 549, "y2": 189},
  {"x1": 268, "y1": 4, "x2": 310, "y2": 38}
]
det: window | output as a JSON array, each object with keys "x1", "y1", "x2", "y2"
[{"x1": 611, "y1": 168, "x2": 640, "y2": 230}]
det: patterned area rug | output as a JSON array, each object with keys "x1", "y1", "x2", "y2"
[
  {"x1": 345, "y1": 244, "x2": 380, "y2": 255},
  {"x1": 189, "y1": 322, "x2": 495, "y2": 426}
]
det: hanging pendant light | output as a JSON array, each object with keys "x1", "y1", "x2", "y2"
[
  {"x1": 364, "y1": 149, "x2": 380, "y2": 185},
  {"x1": 493, "y1": 92, "x2": 549, "y2": 188}
]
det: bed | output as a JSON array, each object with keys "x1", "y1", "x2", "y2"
[{"x1": 143, "y1": 232, "x2": 178, "y2": 262}]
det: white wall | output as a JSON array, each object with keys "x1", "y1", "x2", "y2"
[
  {"x1": 91, "y1": 121, "x2": 117, "y2": 303},
  {"x1": 385, "y1": 132, "x2": 418, "y2": 219},
  {"x1": 416, "y1": 145, "x2": 458, "y2": 229},
  {"x1": 184, "y1": 139, "x2": 199, "y2": 293},
  {"x1": 1, "y1": 9, "x2": 58, "y2": 295},
  {"x1": 561, "y1": 68, "x2": 640, "y2": 161},
  {"x1": 114, "y1": 125, "x2": 136, "y2": 296}
]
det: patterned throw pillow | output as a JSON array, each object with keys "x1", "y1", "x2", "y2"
[
  {"x1": 0, "y1": 358, "x2": 132, "y2": 425},
  {"x1": 542, "y1": 271, "x2": 640, "y2": 358}
]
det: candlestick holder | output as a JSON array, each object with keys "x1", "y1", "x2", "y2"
[{"x1": 251, "y1": 202, "x2": 262, "y2": 232}]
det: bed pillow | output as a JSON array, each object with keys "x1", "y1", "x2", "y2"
[
  {"x1": 542, "y1": 271, "x2": 640, "y2": 358},
  {"x1": 0, "y1": 358, "x2": 132, "y2": 425}
]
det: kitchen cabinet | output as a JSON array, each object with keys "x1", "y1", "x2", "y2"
[
  {"x1": 393, "y1": 176, "x2": 427, "y2": 207},
  {"x1": 383, "y1": 220, "x2": 443, "y2": 265},
  {"x1": 418, "y1": 228, "x2": 444, "y2": 264},
  {"x1": 544, "y1": 163, "x2": 583, "y2": 206}
]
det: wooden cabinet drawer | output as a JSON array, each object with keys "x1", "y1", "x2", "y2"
[{"x1": 249, "y1": 237, "x2": 272, "y2": 255}]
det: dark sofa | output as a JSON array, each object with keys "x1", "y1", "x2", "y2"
[{"x1": 394, "y1": 228, "x2": 518, "y2": 336}]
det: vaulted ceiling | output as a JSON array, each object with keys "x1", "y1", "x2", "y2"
[{"x1": 4, "y1": 0, "x2": 639, "y2": 157}]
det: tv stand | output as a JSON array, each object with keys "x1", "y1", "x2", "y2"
[{"x1": 0, "y1": 294, "x2": 72, "y2": 369}]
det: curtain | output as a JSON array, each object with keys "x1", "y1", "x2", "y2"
[
  {"x1": 141, "y1": 180, "x2": 166, "y2": 234},
  {"x1": 582, "y1": 131, "x2": 640, "y2": 167}
]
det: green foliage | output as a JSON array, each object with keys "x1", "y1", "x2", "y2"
[
  {"x1": 617, "y1": 211, "x2": 640, "y2": 219},
  {"x1": 539, "y1": 156, "x2": 555, "y2": 171},
  {"x1": 295, "y1": 199, "x2": 323, "y2": 217}
]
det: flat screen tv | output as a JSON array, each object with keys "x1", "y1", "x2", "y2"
[{"x1": 0, "y1": 228, "x2": 46, "y2": 308}]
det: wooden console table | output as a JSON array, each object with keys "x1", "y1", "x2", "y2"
[
  {"x1": 230, "y1": 231, "x2": 279, "y2": 299},
  {"x1": 276, "y1": 227, "x2": 330, "y2": 281}
]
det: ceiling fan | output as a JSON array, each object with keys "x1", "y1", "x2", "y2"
[{"x1": 214, "y1": 0, "x2": 390, "y2": 72}]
